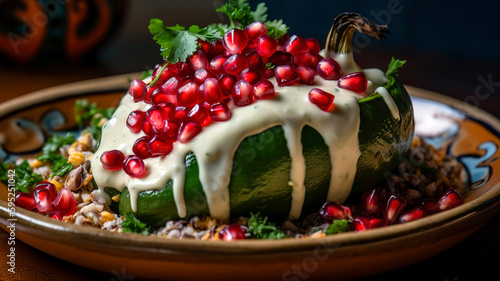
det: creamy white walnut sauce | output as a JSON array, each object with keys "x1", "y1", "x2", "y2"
[{"x1": 91, "y1": 57, "x2": 392, "y2": 222}]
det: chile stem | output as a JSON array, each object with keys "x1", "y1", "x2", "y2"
[{"x1": 325, "y1": 13, "x2": 389, "y2": 55}]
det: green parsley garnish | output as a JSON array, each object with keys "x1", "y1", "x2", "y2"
[
  {"x1": 247, "y1": 212, "x2": 287, "y2": 239},
  {"x1": 0, "y1": 162, "x2": 11, "y2": 183},
  {"x1": 385, "y1": 57, "x2": 406, "y2": 90},
  {"x1": 42, "y1": 133, "x2": 75, "y2": 155},
  {"x1": 121, "y1": 214, "x2": 150, "y2": 235},
  {"x1": 37, "y1": 153, "x2": 73, "y2": 178},
  {"x1": 325, "y1": 219, "x2": 350, "y2": 235},
  {"x1": 14, "y1": 160, "x2": 43, "y2": 193},
  {"x1": 74, "y1": 99, "x2": 115, "y2": 140}
]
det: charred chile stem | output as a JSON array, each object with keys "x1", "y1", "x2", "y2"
[{"x1": 325, "y1": 13, "x2": 389, "y2": 54}]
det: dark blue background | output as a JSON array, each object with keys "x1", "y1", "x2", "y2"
[{"x1": 260, "y1": 0, "x2": 500, "y2": 60}]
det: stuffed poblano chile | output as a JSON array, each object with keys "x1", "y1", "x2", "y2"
[{"x1": 91, "y1": 12, "x2": 414, "y2": 228}]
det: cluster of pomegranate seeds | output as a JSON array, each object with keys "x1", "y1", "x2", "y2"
[
  {"x1": 319, "y1": 187, "x2": 464, "y2": 232},
  {"x1": 219, "y1": 224, "x2": 246, "y2": 241},
  {"x1": 14, "y1": 182, "x2": 76, "y2": 220},
  {"x1": 101, "y1": 21, "x2": 370, "y2": 178}
]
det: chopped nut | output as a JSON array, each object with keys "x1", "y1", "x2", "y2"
[
  {"x1": 68, "y1": 151, "x2": 85, "y2": 167},
  {"x1": 65, "y1": 165, "x2": 83, "y2": 191},
  {"x1": 100, "y1": 211, "x2": 115, "y2": 224}
]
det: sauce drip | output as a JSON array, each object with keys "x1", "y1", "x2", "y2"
[{"x1": 91, "y1": 65, "x2": 388, "y2": 222}]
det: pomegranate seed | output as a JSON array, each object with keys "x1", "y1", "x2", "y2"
[
  {"x1": 129, "y1": 79, "x2": 146, "y2": 102},
  {"x1": 198, "y1": 39, "x2": 210, "y2": 54},
  {"x1": 219, "y1": 74, "x2": 237, "y2": 98},
  {"x1": 275, "y1": 65, "x2": 299, "y2": 87},
  {"x1": 219, "y1": 224, "x2": 246, "y2": 241},
  {"x1": 342, "y1": 205, "x2": 352, "y2": 217},
  {"x1": 157, "y1": 64, "x2": 179, "y2": 82},
  {"x1": 223, "y1": 28, "x2": 248, "y2": 54},
  {"x1": 178, "y1": 121, "x2": 202, "y2": 143},
  {"x1": 141, "y1": 119, "x2": 155, "y2": 137},
  {"x1": 126, "y1": 110, "x2": 146, "y2": 134},
  {"x1": 15, "y1": 192, "x2": 36, "y2": 210},
  {"x1": 177, "y1": 62, "x2": 193, "y2": 76},
  {"x1": 177, "y1": 82, "x2": 200, "y2": 107},
  {"x1": 399, "y1": 206, "x2": 428, "y2": 223},
  {"x1": 142, "y1": 84, "x2": 159, "y2": 104},
  {"x1": 100, "y1": 150, "x2": 125, "y2": 170},
  {"x1": 210, "y1": 102, "x2": 232, "y2": 122},
  {"x1": 146, "y1": 105, "x2": 172, "y2": 131},
  {"x1": 232, "y1": 80, "x2": 254, "y2": 107},
  {"x1": 277, "y1": 33, "x2": 290, "y2": 50},
  {"x1": 267, "y1": 51, "x2": 293, "y2": 67},
  {"x1": 123, "y1": 155, "x2": 147, "y2": 178},
  {"x1": 53, "y1": 187, "x2": 76, "y2": 216},
  {"x1": 362, "y1": 188, "x2": 383, "y2": 214},
  {"x1": 187, "y1": 104, "x2": 211, "y2": 126},
  {"x1": 210, "y1": 39, "x2": 226, "y2": 57},
  {"x1": 421, "y1": 199, "x2": 439, "y2": 214},
  {"x1": 157, "y1": 119, "x2": 180, "y2": 141},
  {"x1": 193, "y1": 68, "x2": 212, "y2": 84},
  {"x1": 133, "y1": 136, "x2": 152, "y2": 159},
  {"x1": 352, "y1": 217, "x2": 371, "y2": 232},
  {"x1": 308, "y1": 88, "x2": 335, "y2": 112},
  {"x1": 383, "y1": 193, "x2": 407, "y2": 225},
  {"x1": 51, "y1": 211, "x2": 63, "y2": 220},
  {"x1": 241, "y1": 41, "x2": 256, "y2": 56},
  {"x1": 246, "y1": 50, "x2": 263, "y2": 68},
  {"x1": 338, "y1": 72, "x2": 368, "y2": 93},
  {"x1": 437, "y1": 189, "x2": 463, "y2": 211},
  {"x1": 259, "y1": 65, "x2": 274, "y2": 78},
  {"x1": 284, "y1": 35, "x2": 308, "y2": 55},
  {"x1": 245, "y1": 21, "x2": 267, "y2": 41},
  {"x1": 163, "y1": 76, "x2": 180, "y2": 94},
  {"x1": 295, "y1": 66, "x2": 316, "y2": 85},
  {"x1": 209, "y1": 55, "x2": 227, "y2": 74},
  {"x1": 294, "y1": 52, "x2": 324, "y2": 69},
  {"x1": 151, "y1": 88, "x2": 170, "y2": 105},
  {"x1": 369, "y1": 217, "x2": 387, "y2": 228},
  {"x1": 257, "y1": 35, "x2": 278, "y2": 57},
  {"x1": 34, "y1": 188, "x2": 52, "y2": 212},
  {"x1": 188, "y1": 49, "x2": 209, "y2": 71},
  {"x1": 149, "y1": 136, "x2": 173, "y2": 157},
  {"x1": 35, "y1": 182, "x2": 57, "y2": 201},
  {"x1": 202, "y1": 78, "x2": 223, "y2": 104},
  {"x1": 240, "y1": 67, "x2": 262, "y2": 85},
  {"x1": 223, "y1": 54, "x2": 249, "y2": 75},
  {"x1": 319, "y1": 201, "x2": 347, "y2": 223},
  {"x1": 253, "y1": 80, "x2": 276, "y2": 100},
  {"x1": 173, "y1": 106, "x2": 189, "y2": 122},
  {"x1": 305, "y1": 38, "x2": 321, "y2": 53},
  {"x1": 317, "y1": 58, "x2": 342, "y2": 80}
]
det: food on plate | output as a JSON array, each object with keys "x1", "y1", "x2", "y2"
[{"x1": 3, "y1": 1, "x2": 467, "y2": 240}]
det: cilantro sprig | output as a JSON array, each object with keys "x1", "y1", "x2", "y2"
[
  {"x1": 14, "y1": 160, "x2": 43, "y2": 193},
  {"x1": 247, "y1": 212, "x2": 287, "y2": 239},
  {"x1": 42, "y1": 133, "x2": 75, "y2": 155},
  {"x1": 385, "y1": 57, "x2": 406, "y2": 90},
  {"x1": 325, "y1": 219, "x2": 350, "y2": 235},
  {"x1": 121, "y1": 214, "x2": 150, "y2": 235},
  {"x1": 148, "y1": 0, "x2": 288, "y2": 85},
  {"x1": 37, "y1": 153, "x2": 73, "y2": 178}
]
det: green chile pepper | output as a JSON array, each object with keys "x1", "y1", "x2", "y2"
[{"x1": 116, "y1": 13, "x2": 414, "y2": 227}]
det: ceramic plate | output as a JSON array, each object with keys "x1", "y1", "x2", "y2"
[{"x1": 0, "y1": 74, "x2": 499, "y2": 280}]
